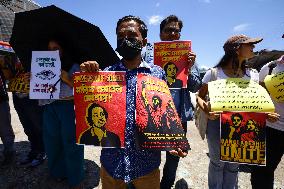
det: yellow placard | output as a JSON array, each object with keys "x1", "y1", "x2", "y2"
[
  {"x1": 208, "y1": 78, "x2": 275, "y2": 112},
  {"x1": 7, "y1": 74, "x2": 29, "y2": 93},
  {"x1": 264, "y1": 71, "x2": 284, "y2": 102}
]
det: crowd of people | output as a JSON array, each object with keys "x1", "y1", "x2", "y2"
[{"x1": 0, "y1": 14, "x2": 283, "y2": 189}]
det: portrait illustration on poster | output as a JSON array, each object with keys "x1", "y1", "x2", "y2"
[
  {"x1": 136, "y1": 73, "x2": 189, "y2": 150},
  {"x1": 220, "y1": 112, "x2": 266, "y2": 165},
  {"x1": 29, "y1": 51, "x2": 61, "y2": 99},
  {"x1": 78, "y1": 102, "x2": 121, "y2": 147},
  {"x1": 154, "y1": 41, "x2": 191, "y2": 89},
  {"x1": 74, "y1": 71, "x2": 126, "y2": 148}
]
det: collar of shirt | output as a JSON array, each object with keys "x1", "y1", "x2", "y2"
[{"x1": 116, "y1": 59, "x2": 152, "y2": 71}]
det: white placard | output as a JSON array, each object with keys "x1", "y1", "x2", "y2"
[{"x1": 29, "y1": 51, "x2": 61, "y2": 99}]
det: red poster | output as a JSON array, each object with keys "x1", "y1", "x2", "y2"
[
  {"x1": 154, "y1": 41, "x2": 191, "y2": 89},
  {"x1": 136, "y1": 73, "x2": 190, "y2": 150},
  {"x1": 73, "y1": 71, "x2": 126, "y2": 147},
  {"x1": 220, "y1": 112, "x2": 266, "y2": 165}
]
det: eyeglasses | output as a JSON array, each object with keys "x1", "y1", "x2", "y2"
[{"x1": 163, "y1": 27, "x2": 180, "y2": 34}]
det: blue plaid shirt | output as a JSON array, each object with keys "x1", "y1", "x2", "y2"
[{"x1": 100, "y1": 60, "x2": 166, "y2": 183}]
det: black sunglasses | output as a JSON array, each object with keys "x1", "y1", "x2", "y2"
[{"x1": 163, "y1": 27, "x2": 180, "y2": 34}]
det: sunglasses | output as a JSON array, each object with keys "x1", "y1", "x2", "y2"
[{"x1": 163, "y1": 27, "x2": 180, "y2": 34}]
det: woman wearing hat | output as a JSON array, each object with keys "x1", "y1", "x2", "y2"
[{"x1": 196, "y1": 34, "x2": 267, "y2": 189}]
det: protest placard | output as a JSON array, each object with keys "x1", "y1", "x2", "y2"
[
  {"x1": 29, "y1": 51, "x2": 61, "y2": 99},
  {"x1": 136, "y1": 73, "x2": 189, "y2": 150},
  {"x1": 74, "y1": 71, "x2": 126, "y2": 147},
  {"x1": 208, "y1": 78, "x2": 275, "y2": 112},
  {"x1": 8, "y1": 73, "x2": 29, "y2": 93},
  {"x1": 154, "y1": 41, "x2": 191, "y2": 89},
  {"x1": 264, "y1": 71, "x2": 284, "y2": 102},
  {"x1": 220, "y1": 112, "x2": 266, "y2": 165}
]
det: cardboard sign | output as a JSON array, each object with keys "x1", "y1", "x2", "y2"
[
  {"x1": 264, "y1": 71, "x2": 284, "y2": 102},
  {"x1": 208, "y1": 78, "x2": 275, "y2": 112}
]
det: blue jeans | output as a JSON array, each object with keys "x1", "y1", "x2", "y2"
[
  {"x1": 160, "y1": 122, "x2": 187, "y2": 189},
  {"x1": 207, "y1": 119, "x2": 239, "y2": 189}
]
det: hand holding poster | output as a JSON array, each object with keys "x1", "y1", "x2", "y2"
[
  {"x1": 29, "y1": 51, "x2": 61, "y2": 99},
  {"x1": 136, "y1": 73, "x2": 189, "y2": 150},
  {"x1": 220, "y1": 112, "x2": 266, "y2": 165},
  {"x1": 154, "y1": 41, "x2": 191, "y2": 89},
  {"x1": 208, "y1": 78, "x2": 275, "y2": 112},
  {"x1": 74, "y1": 71, "x2": 126, "y2": 147},
  {"x1": 264, "y1": 71, "x2": 284, "y2": 102}
]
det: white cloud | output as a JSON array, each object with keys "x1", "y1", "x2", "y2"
[
  {"x1": 156, "y1": 2, "x2": 160, "y2": 7},
  {"x1": 148, "y1": 15, "x2": 163, "y2": 26},
  {"x1": 233, "y1": 23, "x2": 250, "y2": 32},
  {"x1": 199, "y1": 0, "x2": 211, "y2": 3}
]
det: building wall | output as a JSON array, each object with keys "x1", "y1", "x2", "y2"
[{"x1": 0, "y1": 0, "x2": 40, "y2": 42}]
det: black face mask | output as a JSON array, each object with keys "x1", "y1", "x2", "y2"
[{"x1": 116, "y1": 38, "x2": 143, "y2": 61}]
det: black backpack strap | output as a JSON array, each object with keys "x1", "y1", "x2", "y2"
[{"x1": 268, "y1": 61, "x2": 277, "y2": 75}]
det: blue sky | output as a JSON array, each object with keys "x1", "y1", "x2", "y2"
[{"x1": 35, "y1": 0, "x2": 284, "y2": 69}]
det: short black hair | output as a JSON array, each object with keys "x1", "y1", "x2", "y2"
[
  {"x1": 160, "y1": 15, "x2": 183, "y2": 33},
  {"x1": 86, "y1": 103, "x2": 108, "y2": 127},
  {"x1": 231, "y1": 113, "x2": 243, "y2": 121},
  {"x1": 164, "y1": 62, "x2": 178, "y2": 72},
  {"x1": 47, "y1": 33, "x2": 78, "y2": 71},
  {"x1": 116, "y1": 15, "x2": 148, "y2": 39}
]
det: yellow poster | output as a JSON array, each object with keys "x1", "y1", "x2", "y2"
[
  {"x1": 7, "y1": 73, "x2": 29, "y2": 93},
  {"x1": 208, "y1": 78, "x2": 275, "y2": 112},
  {"x1": 264, "y1": 71, "x2": 284, "y2": 102}
]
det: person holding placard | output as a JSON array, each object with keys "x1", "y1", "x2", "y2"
[
  {"x1": 6, "y1": 59, "x2": 46, "y2": 168},
  {"x1": 158, "y1": 15, "x2": 201, "y2": 189},
  {"x1": 81, "y1": 15, "x2": 168, "y2": 189},
  {"x1": 250, "y1": 35, "x2": 284, "y2": 189},
  {"x1": 39, "y1": 36, "x2": 84, "y2": 189},
  {"x1": 196, "y1": 34, "x2": 262, "y2": 189}
]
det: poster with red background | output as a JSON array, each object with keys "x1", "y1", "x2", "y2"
[
  {"x1": 136, "y1": 73, "x2": 189, "y2": 150},
  {"x1": 220, "y1": 112, "x2": 266, "y2": 165},
  {"x1": 73, "y1": 71, "x2": 126, "y2": 147},
  {"x1": 154, "y1": 41, "x2": 191, "y2": 89}
]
